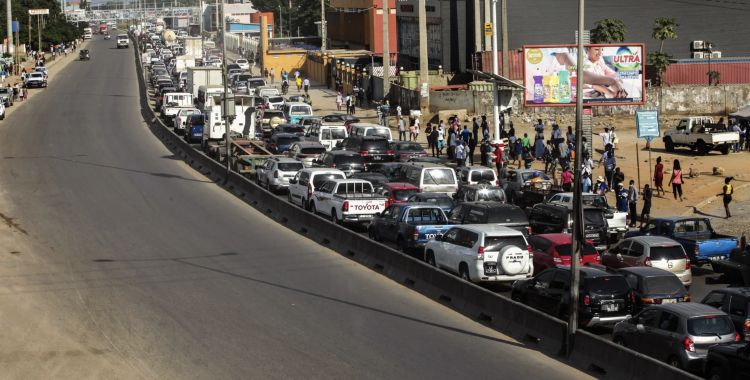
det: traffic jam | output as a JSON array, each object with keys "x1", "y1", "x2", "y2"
[{"x1": 135, "y1": 28, "x2": 750, "y2": 378}]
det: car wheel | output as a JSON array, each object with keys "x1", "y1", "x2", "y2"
[
  {"x1": 511, "y1": 292, "x2": 522, "y2": 303},
  {"x1": 368, "y1": 228, "x2": 379, "y2": 242},
  {"x1": 667, "y1": 356, "x2": 683, "y2": 369},
  {"x1": 265, "y1": 179, "x2": 272, "y2": 192},
  {"x1": 708, "y1": 367, "x2": 725, "y2": 380},
  {"x1": 697, "y1": 140, "x2": 709, "y2": 156},
  {"x1": 310, "y1": 203, "x2": 317, "y2": 215},
  {"x1": 302, "y1": 198, "x2": 308, "y2": 211},
  {"x1": 426, "y1": 251, "x2": 436, "y2": 267},
  {"x1": 331, "y1": 210, "x2": 339, "y2": 225},
  {"x1": 720, "y1": 145, "x2": 730, "y2": 155},
  {"x1": 558, "y1": 308, "x2": 570, "y2": 323},
  {"x1": 614, "y1": 337, "x2": 626, "y2": 347},
  {"x1": 396, "y1": 238, "x2": 405, "y2": 253},
  {"x1": 287, "y1": 192, "x2": 293, "y2": 204},
  {"x1": 459, "y1": 265, "x2": 470, "y2": 282},
  {"x1": 664, "y1": 138, "x2": 674, "y2": 152}
]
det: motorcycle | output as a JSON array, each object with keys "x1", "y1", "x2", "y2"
[{"x1": 281, "y1": 80, "x2": 289, "y2": 95}]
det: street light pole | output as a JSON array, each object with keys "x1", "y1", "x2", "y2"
[
  {"x1": 221, "y1": 0, "x2": 233, "y2": 182},
  {"x1": 491, "y1": 0, "x2": 499, "y2": 139}
]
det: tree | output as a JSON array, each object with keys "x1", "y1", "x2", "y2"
[
  {"x1": 707, "y1": 71, "x2": 721, "y2": 86},
  {"x1": 590, "y1": 19, "x2": 627, "y2": 44},
  {"x1": 647, "y1": 50, "x2": 672, "y2": 85},
  {"x1": 652, "y1": 17, "x2": 680, "y2": 53}
]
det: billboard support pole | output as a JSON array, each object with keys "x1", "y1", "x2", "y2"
[
  {"x1": 491, "y1": 0, "x2": 499, "y2": 140},
  {"x1": 636, "y1": 141, "x2": 641, "y2": 191},
  {"x1": 567, "y1": 0, "x2": 585, "y2": 358}
]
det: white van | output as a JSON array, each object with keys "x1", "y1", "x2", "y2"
[
  {"x1": 348, "y1": 123, "x2": 393, "y2": 143},
  {"x1": 304, "y1": 120, "x2": 348, "y2": 151},
  {"x1": 197, "y1": 85, "x2": 233, "y2": 112},
  {"x1": 397, "y1": 162, "x2": 458, "y2": 196}
]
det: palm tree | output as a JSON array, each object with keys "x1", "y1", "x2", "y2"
[{"x1": 652, "y1": 17, "x2": 680, "y2": 53}]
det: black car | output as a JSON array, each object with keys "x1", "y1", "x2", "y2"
[
  {"x1": 704, "y1": 341, "x2": 750, "y2": 380},
  {"x1": 322, "y1": 114, "x2": 360, "y2": 127},
  {"x1": 701, "y1": 288, "x2": 750, "y2": 340},
  {"x1": 511, "y1": 265, "x2": 636, "y2": 328},
  {"x1": 528, "y1": 203, "x2": 609, "y2": 251},
  {"x1": 334, "y1": 136, "x2": 395, "y2": 163},
  {"x1": 273, "y1": 124, "x2": 306, "y2": 137},
  {"x1": 367, "y1": 162, "x2": 402, "y2": 181},
  {"x1": 616, "y1": 267, "x2": 690, "y2": 312},
  {"x1": 407, "y1": 157, "x2": 445, "y2": 165},
  {"x1": 350, "y1": 172, "x2": 388, "y2": 186},
  {"x1": 446, "y1": 202, "x2": 531, "y2": 236},
  {"x1": 313, "y1": 151, "x2": 366, "y2": 177},
  {"x1": 267, "y1": 133, "x2": 301, "y2": 154},
  {"x1": 79, "y1": 49, "x2": 90, "y2": 60},
  {"x1": 391, "y1": 141, "x2": 428, "y2": 162},
  {"x1": 453, "y1": 185, "x2": 507, "y2": 205}
]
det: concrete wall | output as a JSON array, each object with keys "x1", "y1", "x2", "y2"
[{"x1": 429, "y1": 90, "x2": 475, "y2": 113}]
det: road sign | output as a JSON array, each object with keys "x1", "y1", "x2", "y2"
[
  {"x1": 484, "y1": 23, "x2": 493, "y2": 36},
  {"x1": 29, "y1": 9, "x2": 50, "y2": 15},
  {"x1": 636, "y1": 109, "x2": 661, "y2": 138}
]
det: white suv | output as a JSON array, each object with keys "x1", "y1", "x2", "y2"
[
  {"x1": 288, "y1": 168, "x2": 346, "y2": 210},
  {"x1": 424, "y1": 225, "x2": 533, "y2": 283},
  {"x1": 256, "y1": 157, "x2": 304, "y2": 193}
]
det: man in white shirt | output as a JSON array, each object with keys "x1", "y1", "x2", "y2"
[
  {"x1": 302, "y1": 78, "x2": 310, "y2": 93},
  {"x1": 398, "y1": 117, "x2": 407, "y2": 141},
  {"x1": 599, "y1": 127, "x2": 612, "y2": 149}
]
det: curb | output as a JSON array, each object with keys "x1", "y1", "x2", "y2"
[{"x1": 682, "y1": 182, "x2": 750, "y2": 216}]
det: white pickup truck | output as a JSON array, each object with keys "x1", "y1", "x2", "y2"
[
  {"x1": 309, "y1": 179, "x2": 387, "y2": 225},
  {"x1": 546, "y1": 192, "x2": 629, "y2": 242},
  {"x1": 663, "y1": 116, "x2": 738, "y2": 156},
  {"x1": 160, "y1": 92, "x2": 194, "y2": 123}
]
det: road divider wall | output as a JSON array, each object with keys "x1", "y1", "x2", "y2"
[{"x1": 129, "y1": 34, "x2": 702, "y2": 380}]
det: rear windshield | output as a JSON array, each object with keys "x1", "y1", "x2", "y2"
[
  {"x1": 393, "y1": 189, "x2": 420, "y2": 201},
  {"x1": 406, "y1": 208, "x2": 446, "y2": 224},
  {"x1": 354, "y1": 174, "x2": 387, "y2": 186},
  {"x1": 650, "y1": 246, "x2": 685, "y2": 260},
  {"x1": 584, "y1": 209, "x2": 605, "y2": 226},
  {"x1": 643, "y1": 276, "x2": 686, "y2": 294},
  {"x1": 585, "y1": 276, "x2": 630, "y2": 295},
  {"x1": 422, "y1": 197, "x2": 454, "y2": 209},
  {"x1": 471, "y1": 170, "x2": 497, "y2": 181},
  {"x1": 582, "y1": 195, "x2": 609, "y2": 208},
  {"x1": 282, "y1": 126, "x2": 305, "y2": 133},
  {"x1": 423, "y1": 168, "x2": 456, "y2": 185},
  {"x1": 476, "y1": 189, "x2": 506, "y2": 202},
  {"x1": 276, "y1": 137, "x2": 300, "y2": 146},
  {"x1": 362, "y1": 140, "x2": 390, "y2": 151},
  {"x1": 555, "y1": 243, "x2": 598, "y2": 257},
  {"x1": 333, "y1": 155, "x2": 365, "y2": 166},
  {"x1": 521, "y1": 172, "x2": 551, "y2": 181},
  {"x1": 248, "y1": 79, "x2": 266, "y2": 87},
  {"x1": 394, "y1": 143, "x2": 423, "y2": 151},
  {"x1": 290, "y1": 106, "x2": 312, "y2": 115},
  {"x1": 487, "y1": 207, "x2": 529, "y2": 224},
  {"x1": 312, "y1": 173, "x2": 345, "y2": 187},
  {"x1": 335, "y1": 182, "x2": 373, "y2": 194},
  {"x1": 687, "y1": 315, "x2": 735, "y2": 336},
  {"x1": 264, "y1": 111, "x2": 285, "y2": 118},
  {"x1": 278, "y1": 162, "x2": 304, "y2": 171},
  {"x1": 484, "y1": 236, "x2": 528, "y2": 252},
  {"x1": 365, "y1": 127, "x2": 391, "y2": 138},
  {"x1": 268, "y1": 96, "x2": 284, "y2": 103},
  {"x1": 301, "y1": 147, "x2": 326, "y2": 154},
  {"x1": 322, "y1": 129, "x2": 347, "y2": 139}
]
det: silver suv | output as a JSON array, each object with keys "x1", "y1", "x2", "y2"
[
  {"x1": 256, "y1": 157, "x2": 304, "y2": 193},
  {"x1": 613, "y1": 303, "x2": 738, "y2": 371}
]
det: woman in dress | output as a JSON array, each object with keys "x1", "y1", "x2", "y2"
[
  {"x1": 335, "y1": 92, "x2": 343, "y2": 111},
  {"x1": 716, "y1": 177, "x2": 734, "y2": 219},
  {"x1": 654, "y1": 156, "x2": 665, "y2": 196},
  {"x1": 668, "y1": 159, "x2": 684, "y2": 202},
  {"x1": 638, "y1": 184, "x2": 652, "y2": 228}
]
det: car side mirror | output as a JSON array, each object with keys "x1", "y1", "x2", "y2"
[
  {"x1": 636, "y1": 324, "x2": 645, "y2": 333},
  {"x1": 374, "y1": 212, "x2": 381, "y2": 217}
]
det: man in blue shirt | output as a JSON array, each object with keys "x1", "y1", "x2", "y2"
[
  {"x1": 461, "y1": 125, "x2": 472, "y2": 145},
  {"x1": 616, "y1": 183, "x2": 629, "y2": 212}
]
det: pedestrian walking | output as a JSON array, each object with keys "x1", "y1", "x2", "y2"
[
  {"x1": 473, "y1": 117, "x2": 480, "y2": 141},
  {"x1": 455, "y1": 141, "x2": 465, "y2": 167},
  {"x1": 627, "y1": 180, "x2": 639, "y2": 227},
  {"x1": 269, "y1": 68, "x2": 275, "y2": 83},
  {"x1": 638, "y1": 184, "x2": 652, "y2": 228},
  {"x1": 425, "y1": 124, "x2": 433, "y2": 150},
  {"x1": 460, "y1": 125, "x2": 471, "y2": 145},
  {"x1": 336, "y1": 92, "x2": 343, "y2": 111},
  {"x1": 599, "y1": 127, "x2": 613, "y2": 151},
  {"x1": 437, "y1": 124, "x2": 445, "y2": 155},
  {"x1": 599, "y1": 148, "x2": 616, "y2": 190},
  {"x1": 303, "y1": 77, "x2": 310, "y2": 93},
  {"x1": 296, "y1": 76, "x2": 302, "y2": 92},
  {"x1": 654, "y1": 156, "x2": 665, "y2": 196},
  {"x1": 616, "y1": 183, "x2": 629, "y2": 213},
  {"x1": 430, "y1": 126, "x2": 440, "y2": 157},
  {"x1": 561, "y1": 166, "x2": 573, "y2": 191},
  {"x1": 1, "y1": 69, "x2": 5, "y2": 83},
  {"x1": 668, "y1": 159, "x2": 684, "y2": 202},
  {"x1": 414, "y1": 121, "x2": 420, "y2": 142},
  {"x1": 523, "y1": 146, "x2": 534, "y2": 169},
  {"x1": 349, "y1": 94, "x2": 356, "y2": 115},
  {"x1": 717, "y1": 177, "x2": 734, "y2": 219},
  {"x1": 581, "y1": 172, "x2": 592, "y2": 193},
  {"x1": 447, "y1": 129, "x2": 457, "y2": 159},
  {"x1": 468, "y1": 134, "x2": 477, "y2": 166},
  {"x1": 566, "y1": 126, "x2": 575, "y2": 144},
  {"x1": 613, "y1": 167, "x2": 625, "y2": 191},
  {"x1": 409, "y1": 120, "x2": 417, "y2": 141},
  {"x1": 264, "y1": 68, "x2": 269, "y2": 79},
  {"x1": 398, "y1": 116, "x2": 407, "y2": 141}
]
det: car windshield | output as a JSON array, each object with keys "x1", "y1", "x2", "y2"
[
  {"x1": 421, "y1": 197, "x2": 454, "y2": 209},
  {"x1": 687, "y1": 315, "x2": 735, "y2": 336},
  {"x1": 643, "y1": 276, "x2": 686, "y2": 294},
  {"x1": 290, "y1": 106, "x2": 312, "y2": 115},
  {"x1": 423, "y1": 168, "x2": 455, "y2": 185},
  {"x1": 365, "y1": 128, "x2": 391, "y2": 138},
  {"x1": 555, "y1": 243, "x2": 598, "y2": 257},
  {"x1": 584, "y1": 209, "x2": 605, "y2": 226},
  {"x1": 585, "y1": 276, "x2": 630, "y2": 295},
  {"x1": 393, "y1": 189, "x2": 419, "y2": 201},
  {"x1": 394, "y1": 143, "x2": 423, "y2": 151},
  {"x1": 362, "y1": 140, "x2": 390, "y2": 151},
  {"x1": 484, "y1": 236, "x2": 527, "y2": 252},
  {"x1": 276, "y1": 137, "x2": 300, "y2": 146},
  {"x1": 334, "y1": 155, "x2": 365, "y2": 166},
  {"x1": 521, "y1": 172, "x2": 551, "y2": 181},
  {"x1": 649, "y1": 246, "x2": 685, "y2": 260},
  {"x1": 277, "y1": 162, "x2": 304, "y2": 172},
  {"x1": 312, "y1": 174, "x2": 345, "y2": 187},
  {"x1": 476, "y1": 189, "x2": 506, "y2": 202},
  {"x1": 487, "y1": 207, "x2": 528, "y2": 224},
  {"x1": 582, "y1": 195, "x2": 609, "y2": 208},
  {"x1": 180, "y1": 109, "x2": 198, "y2": 116},
  {"x1": 300, "y1": 147, "x2": 326, "y2": 155}
]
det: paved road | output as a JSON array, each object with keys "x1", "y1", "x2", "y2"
[{"x1": 0, "y1": 36, "x2": 594, "y2": 379}]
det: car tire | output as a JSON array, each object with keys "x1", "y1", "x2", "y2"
[
  {"x1": 369, "y1": 228, "x2": 379, "y2": 242},
  {"x1": 459, "y1": 264, "x2": 470, "y2": 282},
  {"x1": 302, "y1": 198, "x2": 308, "y2": 211},
  {"x1": 614, "y1": 337, "x2": 626, "y2": 347},
  {"x1": 708, "y1": 366, "x2": 725, "y2": 380},
  {"x1": 396, "y1": 238, "x2": 406, "y2": 253},
  {"x1": 697, "y1": 140, "x2": 709, "y2": 156},
  {"x1": 265, "y1": 179, "x2": 272, "y2": 193},
  {"x1": 511, "y1": 292, "x2": 522, "y2": 303},
  {"x1": 287, "y1": 192, "x2": 293, "y2": 204},
  {"x1": 720, "y1": 145, "x2": 730, "y2": 155},
  {"x1": 664, "y1": 138, "x2": 674, "y2": 152},
  {"x1": 667, "y1": 356, "x2": 683, "y2": 369},
  {"x1": 310, "y1": 203, "x2": 317, "y2": 215},
  {"x1": 331, "y1": 210, "x2": 339, "y2": 225},
  {"x1": 426, "y1": 251, "x2": 436, "y2": 267}
]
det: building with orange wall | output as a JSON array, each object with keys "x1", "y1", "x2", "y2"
[{"x1": 326, "y1": 0, "x2": 397, "y2": 54}]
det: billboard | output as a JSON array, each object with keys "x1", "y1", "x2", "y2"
[
  {"x1": 28, "y1": 9, "x2": 50, "y2": 15},
  {"x1": 523, "y1": 44, "x2": 645, "y2": 107}
]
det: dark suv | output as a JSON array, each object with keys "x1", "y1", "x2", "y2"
[
  {"x1": 704, "y1": 341, "x2": 750, "y2": 380},
  {"x1": 446, "y1": 202, "x2": 531, "y2": 236},
  {"x1": 701, "y1": 288, "x2": 750, "y2": 340},
  {"x1": 334, "y1": 136, "x2": 395, "y2": 163},
  {"x1": 312, "y1": 151, "x2": 366, "y2": 177},
  {"x1": 528, "y1": 203, "x2": 609, "y2": 251},
  {"x1": 511, "y1": 265, "x2": 635, "y2": 328}
]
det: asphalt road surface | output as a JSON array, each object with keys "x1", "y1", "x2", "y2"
[{"x1": 0, "y1": 36, "x2": 595, "y2": 379}]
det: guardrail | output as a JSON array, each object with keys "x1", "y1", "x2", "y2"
[{"x1": 129, "y1": 33, "x2": 703, "y2": 380}]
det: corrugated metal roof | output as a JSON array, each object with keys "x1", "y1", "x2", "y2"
[
  {"x1": 663, "y1": 62, "x2": 750, "y2": 85},
  {"x1": 671, "y1": 57, "x2": 750, "y2": 64}
]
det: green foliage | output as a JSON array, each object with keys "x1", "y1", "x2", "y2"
[
  {"x1": 2, "y1": 53, "x2": 10, "y2": 58},
  {"x1": 647, "y1": 50, "x2": 672, "y2": 86},
  {"x1": 590, "y1": 19, "x2": 628, "y2": 44},
  {"x1": 652, "y1": 17, "x2": 680, "y2": 52},
  {"x1": 0, "y1": 0, "x2": 85, "y2": 51},
  {"x1": 707, "y1": 70, "x2": 721, "y2": 85}
]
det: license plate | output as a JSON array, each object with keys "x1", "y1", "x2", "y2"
[
  {"x1": 485, "y1": 265, "x2": 497, "y2": 274},
  {"x1": 358, "y1": 214, "x2": 373, "y2": 220},
  {"x1": 710, "y1": 256, "x2": 726, "y2": 261},
  {"x1": 586, "y1": 233, "x2": 599, "y2": 238},
  {"x1": 662, "y1": 298, "x2": 677, "y2": 304},
  {"x1": 601, "y1": 304, "x2": 619, "y2": 312},
  {"x1": 372, "y1": 156, "x2": 382, "y2": 161}
]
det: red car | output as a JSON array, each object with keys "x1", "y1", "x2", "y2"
[
  {"x1": 374, "y1": 183, "x2": 420, "y2": 207},
  {"x1": 527, "y1": 233, "x2": 601, "y2": 275}
]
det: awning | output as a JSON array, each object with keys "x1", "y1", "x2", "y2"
[
  {"x1": 467, "y1": 69, "x2": 526, "y2": 90},
  {"x1": 729, "y1": 105, "x2": 750, "y2": 121}
]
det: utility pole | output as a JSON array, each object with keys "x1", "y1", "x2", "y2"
[
  {"x1": 501, "y1": 0, "x2": 508, "y2": 78},
  {"x1": 220, "y1": 0, "x2": 234, "y2": 181},
  {"x1": 6, "y1": 0, "x2": 12, "y2": 57},
  {"x1": 491, "y1": 0, "x2": 499, "y2": 138},
  {"x1": 382, "y1": 0, "x2": 390, "y2": 107},
  {"x1": 288, "y1": 0, "x2": 292, "y2": 40},
  {"x1": 418, "y1": 0, "x2": 428, "y2": 114},
  {"x1": 320, "y1": 0, "x2": 326, "y2": 50},
  {"x1": 567, "y1": 0, "x2": 586, "y2": 358}
]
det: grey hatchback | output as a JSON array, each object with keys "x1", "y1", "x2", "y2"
[{"x1": 613, "y1": 303, "x2": 739, "y2": 372}]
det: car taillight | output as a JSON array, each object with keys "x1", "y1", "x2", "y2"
[
  {"x1": 342, "y1": 201, "x2": 349, "y2": 212},
  {"x1": 413, "y1": 228, "x2": 419, "y2": 241},
  {"x1": 685, "y1": 255, "x2": 691, "y2": 270},
  {"x1": 389, "y1": 197, "x2": 394, "y2": 204},
  {"x1": 475, "y1": 246, "x2": 485, "y2": 260},
  {"x1": 695, "y1": 245, "x2": 699, "y2": 256},
  {"x1": 297, "y1": 155, "x2": 307, "y2": 158},
  {"x1": 583, "y1": 295, "x2": 590, "y2": 306},
  {"x1": 496, "y1": 180, "x2": 499, "y2": 186},
  {"x1": 596, "y1": 255, "x2": 602, "y2": 264},
  {"x1": 273, "y1": 170, "x2": 279, "y2": 178},
  {"x1": 331, "y1": 163, "x2": 336, "y2": 168},
  {"x1": 644, "y1": 257, "x2": 652, "y2": 267},
  {"x1": 684, "y1": 296, "x2": 691, "y2": 302},
  {"x1": 684, "y1": 337, "x2": 695, "y2": 352},
  {"x1": 387, "y1": 150, "x2": 394, "y2": 155},
  {"x1": 738, "y1": 240, "x2": 742, "y2": 248},
  {"x1": 308, "y1": 184, "x2": 313, "y2": 198},
  {"x1": 553, "y1": 251, "x2": 562, "y2": 264},
  {"x1": 630, "y1": 292, "x2": 635, "y2": 303},
  {"x1": 641, "y1": 298, "x2": 658, "y2": 304},
  {"x1": 360, "y1": 151, "x2": 369, "y2": 155},
  {"x1": 400, "y1": 154, "x2": 409, "y2": 158},
  {"x1": 744, "y1": 320, "x2": 750, "y2": 331},
  {"x1": 736, "y1": 333, "x2": 741, "y2": 341},
  {"x1": 527, "y1": 227, "x2": 532, "y2": 235}
]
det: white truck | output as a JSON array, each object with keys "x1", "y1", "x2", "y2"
[
  {"x1": 160, "y1": 92, "x2": 194, "y2": 123},
  {"x1": 309, "y1": 179, "x2": 387, "y2": 225},
  {"x1": 186, "y1": 67, "x2": 223, "y2": 99},
  {"x1": 201, "y1": 103, "x2": 254, "y2": 154},
  {"x1": 663, "y1": 116, "x2": 739, "y2": 156},
  {"x1": 172, "y1": 56, "x2": 196, "y2": 75}
]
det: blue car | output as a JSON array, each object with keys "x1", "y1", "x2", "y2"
[
  {"x1": 267, "y1": 133, "x2": 301, "y2": 154},
  {"x1": 405, "y1": 192, "x2": 454, "y2": 214},
  {"x1": 185, "y1": 114, "x2": 205, "y2": 144},
  {"x1": 368, "y1": 203, "x2": 455, "y2": 254}
]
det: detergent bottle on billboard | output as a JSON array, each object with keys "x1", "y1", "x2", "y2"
[
  {"x1": 571, "y1": 76, "x2": 577, "y2": 102},
  {"x1": 533, "y1": 69, "x2": 544, "y2": 103},
  {"x1": 558, "y1": 69, "x2": 571, "y2": 103},
  {"x1": 542, "y1": 71, "x2": 552, "y2": 103},
  {"x1": 549, "y1": 71, "x2": 560, "y2": 103}
]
